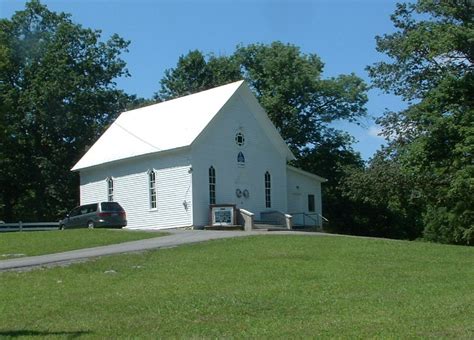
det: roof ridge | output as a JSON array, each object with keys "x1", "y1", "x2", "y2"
[
  {"x1": 122, "y1": 80, "x2": 245, "y2": 116},
  {"x1": 72, "y1": 80, "x2": 245, "y2": 171}
]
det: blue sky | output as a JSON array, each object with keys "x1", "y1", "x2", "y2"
[{"x1": 1, "y1": 0, "x2": 408, "y2": 160}]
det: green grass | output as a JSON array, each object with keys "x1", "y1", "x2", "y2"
[
  {"x1": 0, "y1": 229, "x2": 165, "y2": 257},
  {"x1": 0, "y1": 235, "x2": 473, "y2": 338}
]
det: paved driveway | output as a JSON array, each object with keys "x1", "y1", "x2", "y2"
[{"x1": 0, "y1": 229, "x2": 326, "y2": 271}]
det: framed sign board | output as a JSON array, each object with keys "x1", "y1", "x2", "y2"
[{"x1": 211, "y1": 205, "x2": 236, "y2": 226}]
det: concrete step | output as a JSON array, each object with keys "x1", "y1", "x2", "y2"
[
  {"x1": 204, "y1": 225, "x2": 243, "y2": 231},
  {"x1": 253, "y1": 223, "x2": 288, "y2": 231},
  {"x1": 253, "y1": 220, "x2": 281, "y2": 226}
]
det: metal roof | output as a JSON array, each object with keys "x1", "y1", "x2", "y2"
[{"x1": 72, "y1": 80, "x2": 295, "y2": 171}]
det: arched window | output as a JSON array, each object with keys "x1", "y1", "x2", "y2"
[
  {"x1": 148, "y1": 170, "x2": 157, "y2": 209},
  {"x1": 265, "y1": 171, "x2": 271, "y2": 208},
  {"x1": 237, "y1": 152, "x2": 245, "y2": 167},
  {"x1": 106, "y1": 177, "x2": 114, "y2": 202},
  {"x1": 209, "y1": 166, "x2": 216, "y2": 205}
]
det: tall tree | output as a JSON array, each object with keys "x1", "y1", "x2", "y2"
[
  {"x1": 235, "y1": 43, "x2": 368, "y2": 153},
  {"x1": 341, "y1": 150, "x2": 424, "y2": 239},
  {"x1": 0, "y1": 0, "x2": 130, "y2": 221},
  {"x1": 367, "y1": 0, "x2": 473, "y2": 244},
  {"x1": 156, "y1": 42, "x2": 369, "y2": 228},
  {"x1": 156, "y1": 50, "x2": 241, "y2": 101}
]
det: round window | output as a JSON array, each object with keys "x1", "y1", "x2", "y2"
[{"x1": 235, "y1": 132, "x2": 245, "y2": 146}]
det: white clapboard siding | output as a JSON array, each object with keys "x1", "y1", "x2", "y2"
[
  {"x1": 80, "y1": 150, "x2": 192, "y2": 229},
  {"x1": 286, "y1": 166, "x2": 325, "y2": 225},
  {"x1": 80, "y1": 178, "x2": 107, "y2": 206},
  {"x1": 191, "y1": 89, "x2": 288, "y2": 226},
  {"x1": 118, "y1": 165, "x2": 192, "y2": 229}
]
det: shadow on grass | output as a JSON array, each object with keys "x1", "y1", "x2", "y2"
[{"x1": 0, "y1": 329, "x2": 91, "y2": 338}]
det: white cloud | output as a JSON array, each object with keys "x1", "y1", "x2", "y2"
[{"x1": 368, "y1": 125, "x2": 384, "y2": 139}]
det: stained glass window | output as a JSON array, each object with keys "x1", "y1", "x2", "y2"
[
  {"x1": 265, "y1": 171, "x2": 271, "y2": 208},
  {"x1": 106, "y1": 177, "x2": 114, "y2": 202},
  {"x1": 149, "y1": 170, "x2": 157, "y2": 209},
  {"x1": 209, "y1": 166, "x2": 216, "y2": 204},
  {"x1": 237, "y1": 151, "x2": 245, "y2": 165}
]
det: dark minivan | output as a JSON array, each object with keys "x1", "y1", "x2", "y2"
[{"x1": 59, "y1": 202, "x2": 127, "y2": 229}]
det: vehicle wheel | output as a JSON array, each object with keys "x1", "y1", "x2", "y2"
[
  {"x1": 59, "y1": 224, "x2": 65, "y2": 230},
  {"x1": 87, "y1": 221, "x2": 95, "y2": 229}
]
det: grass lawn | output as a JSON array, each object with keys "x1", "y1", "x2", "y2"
[
  {"x1": 0, "y1": 229, "x2": 165, "y2": 257},
  {"x1": 0, "y1": 235, "x2": 473, "y2": 338}
]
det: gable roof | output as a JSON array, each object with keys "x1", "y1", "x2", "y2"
[{"x1": 72, "y1": 80, "x2": 295, "y2": 171}]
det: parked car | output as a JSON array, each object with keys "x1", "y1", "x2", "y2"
[{"x1": 59, "y1": 202, "x2": 127, "y2": 230}]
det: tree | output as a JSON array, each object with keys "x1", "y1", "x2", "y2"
[
  {"x1": 341, "y1": 150, "x2": 424, "y2": 239},
  {"x1": 156, "y1": 50, "x2": 241, "y2": 101},
  {"x1": 367, "y1": 0, "x2": 473, "y2": 244},
  {"x1": 235, "y1": 43, "x2": 368, "y2": 153},
  {"x1": 156, "y1": 42, "x2": 369, "y2": 229},
  {"x1": 0, "y1": 0, "x2": 130, "y2": 221},
  {"x1": 124, "y1": 95, "x2": 157, "y2": 111}
]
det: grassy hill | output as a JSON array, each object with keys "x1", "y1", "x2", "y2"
[
  {"x1": 1, "y1": 234, "x2": 473, "y2": 338},
  {"x1": 0, "y1": 229, "x2": 164, "y2": 258}
]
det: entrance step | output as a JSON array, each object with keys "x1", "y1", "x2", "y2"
[
  {"x1": 253, "y1": 220, "x2": 281, "y2": 226},
  {"x1": 253, "y1": 223, "x2": 288, "y2": 231},
  {"x1": 204, "y1": 225, "x2": 244, "y2": 231}
]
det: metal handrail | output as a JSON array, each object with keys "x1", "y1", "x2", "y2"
[
  {"x1": 289, "y1": 212, "x2": 318, "y2": 226},
  {"x1": 288, "y1": 212, "x2": 329, "y2": 227},
  {"x1": 317, "y1": 213, "x2": 329, "y2": 222}
]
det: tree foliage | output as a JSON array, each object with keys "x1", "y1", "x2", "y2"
[
  {"x1": 341, "y1": 150, "x2": 424, "y2": 239},
  {"x1": 0, "y1": 0, "x2": 130, "y2": 221},
  {"x1": 367, "y1": 0, "x2": 473, "y2": 244},
  {"x1": 156, "y1": 50, "x2": 241, "y2": 101},
  {"x1": 235, "y1": 43, "x2": 368, "y2": 153}
]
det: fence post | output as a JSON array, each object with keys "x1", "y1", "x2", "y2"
[{"x1": 19, "y1": 221, "x2": 23, "y2": 232}]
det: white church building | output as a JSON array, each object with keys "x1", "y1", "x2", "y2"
[{"x1": 72, "y1": 80, "x2": 326, "y2": 230}]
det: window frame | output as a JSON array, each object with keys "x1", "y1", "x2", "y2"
[
  {"x1": 265, "y1": 171, "x2": 271, "y2": 208},
  {"x1": 237, "y1": 151, "x2": 245, "y2": 167},
  {"x1": 209, "y1": 166, "x2": 216, "y2": 205},
  {"x1": 106, "y1": 177, "x2": 114, "y2": 202},
  {"x1": 308, "y1": 194, "x2": 315, "y2": 212},
  {"x1": 148, "y1": 170, "x2": 157, "y2": 210}
]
